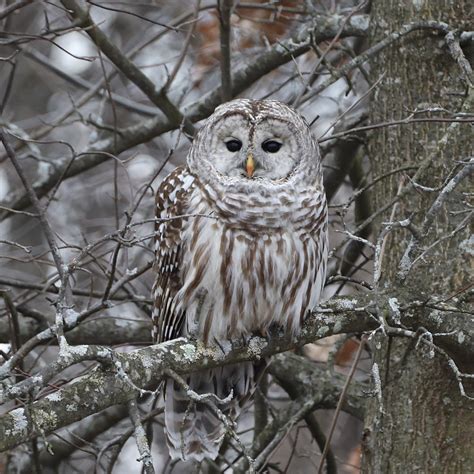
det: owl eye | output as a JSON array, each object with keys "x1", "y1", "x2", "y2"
[
  {"x1": 225, "y1": 139, "x2": 242, "y2": 152},
  {"x1": 262, "y1": 139, "x2": 282, "y2": 153}
]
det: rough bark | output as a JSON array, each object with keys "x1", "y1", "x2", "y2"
[{"x1": 362, "y1": 1, "x2": 474, "y2": 472}]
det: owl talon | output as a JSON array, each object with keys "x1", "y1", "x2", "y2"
[
  {"x1": 266, "y1": 323, "x2": 284, "y2": 341},
  {"x1": 213, "y1": 337, "x2": 230, "y2": 356}
]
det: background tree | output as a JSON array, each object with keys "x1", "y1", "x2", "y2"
[{"x1": 0, "y1": 1, "x2": 472, "y2": 472}]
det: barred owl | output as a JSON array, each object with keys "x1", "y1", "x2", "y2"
[{"x1": 152, "y1": 99, "x2": 328, "y2": 462}]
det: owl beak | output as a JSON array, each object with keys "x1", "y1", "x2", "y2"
[{"x1": 245, "y1": 153, "x2": 255, "y2": 178}]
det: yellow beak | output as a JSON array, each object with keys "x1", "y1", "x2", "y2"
[{"x1": 245, "y1": 153, "x2": 255, "y2": 178}]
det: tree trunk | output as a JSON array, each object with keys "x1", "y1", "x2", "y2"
[{"x1": 362, "y1": 1, "x2": 473, "y2": 472}]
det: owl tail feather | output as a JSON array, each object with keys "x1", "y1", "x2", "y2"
[{"x1": 165, "y1": 363, "x2": 253, "y2": 462}]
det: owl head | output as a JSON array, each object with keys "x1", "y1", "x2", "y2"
[{"x1": 187, "y1": 99, "x2": 321, "y2": 189}]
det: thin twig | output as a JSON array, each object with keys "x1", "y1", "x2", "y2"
[
  {"x1": 305, "y1": 413, "x2": 338, "y2": 474},
  {"x1": 163, "y1": 0, "x2": 201, "y2": 92},
  {"x1": 318, "y1": 116, "x2": 474, "y2": 143},
  {"x1": 302, "y1": 20, "x2": 454, "y2": 105},
  {"x1": 60, "y1": 0, "x2": 195, "y2": 136},
  {"x1": 0, "y1": 130, "x2": 72, "y2": 347},
  {"x1": 316, "y1": 337, "x2": 366, "y2": 474},
  {"x1": 0, "y1": 131, "x2": 65, "y2": 281},
  {"x1": 128, "y1": 399, "x2": 155, "y2": 474},
  {"x1": 397, "y1": 159, "x2": 473, "y2": 281}
]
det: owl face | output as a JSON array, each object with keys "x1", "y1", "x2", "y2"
[
  {"x1": 188, "y1": 99, "x2": 318, "y2": 185},
  {"x1": 208, "y1": 114, "x2": 300, "y2": 180}
]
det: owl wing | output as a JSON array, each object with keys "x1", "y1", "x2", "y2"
[{"x1": 152, "y1": 166, "x2": 195, "y2": 343}]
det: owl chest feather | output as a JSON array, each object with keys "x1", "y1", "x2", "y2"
[{"x1": 176, "y1": 184, "x2": 327, "y2": 342}]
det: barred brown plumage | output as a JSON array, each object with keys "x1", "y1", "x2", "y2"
[{"x1": 152, "y1": 99, "x2": 328, "y2": 462}]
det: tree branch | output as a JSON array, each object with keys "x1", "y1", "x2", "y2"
[
  {"x1": 0, "y1": 313, "x2": 152, "y2": 345},
  {"x1": 218, "y1": 0, "x2": 233, "y2": 101},
  {"x1": 0, "y1": 290, "x2": 472, "y2": 452},
  {"x1": 0, "y1": 11, "x2": 369, "y2": 221},
  {"x1": 60, "y1": 0, "x2": 195, "y2": 136},
  {"x1": 0, "y1": 0, "x2": 33, "y2": 21},
  {"x1": 233, "y1": 351, "x2": 366, "y2": 473}
]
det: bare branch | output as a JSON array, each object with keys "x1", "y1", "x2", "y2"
[
  {"x1": 301, "y1": 20, "x2": 455, "y2": 104},
  {"x1": 233, "y1": 352, "x2": 367, "y2": 473},
  {"x1": 0, "y1": 131, "x2": 66, "y2": 282},
  {"x1": 398, "y1": 159, "x2": 473, "y2": 281},
  {"x1": 128, "y1": 399, "x2": 155, "y2": 474},
  {"x1": 0, "y1": 11, "x2": 369, "y2": 221},
  {"x1": 317, "y1": 337, "x2": 366, "y2": 474},
  {"x1": 163, "y1": 0, "x2": 201, "y2": 92},
  {"x1": 445, "y1": 31, "x2": 474, "y2": 85},
  {"x1": 0, "y1": 0, "x2": 33, "y2": 21},
  {"x1": 0, "y1": 290, "x2": 472, "y2": 452},
  {"x1": 60, "y1": 0, "x2": 195, "y2": 136},
  {"x1": 22, "y1": 47, "x2": 158, "y2": 117},
  {"x1": 218, "y1": 0, "x2": 233, "y2": 101}
]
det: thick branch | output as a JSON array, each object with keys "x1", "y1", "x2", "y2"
[
  {"x1": 0, "y1": 291, "x2": 472, "y2": 353},
  {"x1": 0, "y1": 290, "x2": 472, "y2": 451},
  {"x1": 0, "y1": 0, "x2": 33, "y2": 20},
  {"x1": 0, "y1": 315, "x2": 152, "y2": 346}
]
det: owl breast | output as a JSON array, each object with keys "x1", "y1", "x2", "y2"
[{"x1": 175, "y1": 182, "x2": 328, "y2": 343}]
